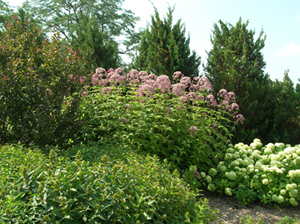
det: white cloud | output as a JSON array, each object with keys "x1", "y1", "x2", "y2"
[{"x1": 275, "y1": 42, "x2": 300, "y2": 57}]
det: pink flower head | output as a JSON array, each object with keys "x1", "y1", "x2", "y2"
[
  {"x1": 180, "y1": 76, "x2": 191, "y2": 87},
  {"x1": 138, "y1": 84, "x2": 154, "y2": 97},
  {"x1": 82, "y1": 91, "x2": 88, "y2": 97},
  {"x1": 210, "y1": 124, "x2": 217, "y2": 130},
  {"x1": 188, "y1": 126, "x2": 198, "y2": 136},
  {"x1": 231, "y1": 103, "x2": 239, "y2": 112},
  {"x1": 189, "y1": 84, "x2": 199, "y2": 92},
  {"x1": 107, "y1": 68, "x2": 115, "y2": 73},
  {"x1": 110, "y1": 73, "x2": 121, "y2": 82},
  {"x1": 124, "y1": 104, "x2": 131, "y2": 109},
  {"x1": 198, "y1": 76, "x2": 213, "y2": 91},
  {"x1": 173, "y1": 71, "x2": 184, "y2": 80},
  {"x1": 194, "y1": 171, "x2": 200, "y2": 179},
  {"x1": 218, "y1": 89, "x2": 228, "y2": 98},
  {"x1": 234, "y1": 114, "x2": 244, "y2": 124},
  {"x1": 206, "y1": 94, "x2": 215, "y2": 103},
  {"x1": 101, "y1": 87, "x2": 113, "y2": 95},
  {"x1": 156, "y1": 75, "x2": 172, "y2": 93},
  {"x1": 139, "y1": 71, "x2": 148, "y2": 77},
  {"x1": 149, "y1": 74, "x2": 158, "y2": 80},
  {"x1": 115, "y1": 67, "x2": 125, "y2": 76},
  {"x1": 228, "y1": 92, "x2": 236, "y2": 102},
  {"x1": 119, "y1": 117, "x2": 127, "y2": 123},
  {"x1": 95, "y1": 67, "x2": 106, "y2": 75},
  {"x1": 128, "y1": 69, "x2": 140, "y2": 80},
  {"x1": 172, "y1": 83, "x2": 185, "y2": 96},
  {"x1": 180, "y1": 95, "x2": 189, "y2": 104}
]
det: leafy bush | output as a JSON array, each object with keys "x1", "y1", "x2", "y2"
[
  {"x1": 78, "y1": 68, "x2": 243, "y2": 172},
  {"x1": 0, "y1": 143, "x2": 218, "y2": 223},
  {"x1": 197, "y1": 139, "x2": 300, "y2": 206},
  {"x1": 0, "y1": 17, "x2": 88, "y2": 147}
]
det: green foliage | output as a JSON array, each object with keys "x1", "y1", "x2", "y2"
[
  {"x1": 203, "y1": 18, "x2": 273, "y2": 145},
  {"x1": 133, "y1": 6, "x2": 201, "y2": 79},
  {"x1": 276, "y1": 216, "x2": 299, "y2": 224},
  {"x1": 200, "y1": 139, "x2": 300, "y2": 207},
  {"x1": 71, "y1": 14, "x2": 120, "y2": 70},
  {"x1": 0, "y1": 18, "x2": 88, "y2": 146},
  {"x1": 239, "y1": 215, "x2": 263, "y2": 224},
  {"x1": 78, "y1": 82, "x2": 235, "y2": 172},
  {"x1": 0, "y1": 143, "x2": 218, "y2": 223},
  {"x1": 0, "y1": 0, "x2": 14, "y2": 32},
  {"x1": 23, "y1": 0, "x2": 140, "y2": 69}
]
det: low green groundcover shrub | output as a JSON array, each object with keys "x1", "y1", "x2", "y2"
[
  {"x1": 195, "y1": 139, "x2": 300, "y2": 207},
  {"x1": 0, "y1": 143, "x2": 217, "y2": 223}
]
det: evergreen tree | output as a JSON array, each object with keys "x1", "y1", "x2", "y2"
[
  {"x1": 203, "y1": 18, "x2": 273, "y2": 144},
  {"x1": 71, "y1": 14, "x2": 120, "y2": 70},
  {"x1": 133, "y1": 6, "x2": 201, "y2": 79}
]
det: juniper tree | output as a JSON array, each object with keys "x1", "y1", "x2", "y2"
[
  {"x1": 133, "y1": 7, "x2": 201, "y2": 80},
  {"x1": 204, "y1": 18, "x2": 273, "y2": 144}
]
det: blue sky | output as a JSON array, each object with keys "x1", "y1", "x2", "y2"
[{"x1": 6, "y1": 0, "x2": 300, "y2": 85}]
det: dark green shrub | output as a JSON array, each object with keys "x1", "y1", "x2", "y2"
[
  {"x1": 0, "y1": 17, "x2": 88, "y2": 147},
  {"x1": 0, "y1": 143, "x2": 218, "y2": 223}
]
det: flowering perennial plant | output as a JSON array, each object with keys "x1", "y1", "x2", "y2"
[
  {"x1": 197, "y1": 139, "x2": 300, "y2": 206},
  {"x1": 79, "y1": 67, "x2": 244, "y2": 172}
]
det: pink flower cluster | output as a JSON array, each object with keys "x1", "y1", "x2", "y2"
[{"x1": 90, "y1": 67, "x2": 244, "y2": 124}]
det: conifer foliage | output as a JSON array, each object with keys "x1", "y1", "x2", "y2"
[
  {"x1": 133, "y1": 7, "x2": 201, "y2": 80},
  {"x1": 204, "y1": 18, "x2": 272, "y2": 143}
]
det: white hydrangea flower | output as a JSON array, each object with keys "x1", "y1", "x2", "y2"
[
  {"x1": 295, "y1": 157, "x2": 300, "y2": 166},
  {"x1": 275, "y1": 142, "x2": 285, "y2": 148},
  {"x1": 200, "y1": 172, "x2": 206, "y2": 178},
  {"x1": 239, "y1": 148, "x2": 247, "y2": 155},
  {"x1": 264, "y1": 148, "x2": 272, "y2": 155},
  {"x1": 225, "y1": 171, "x2": 236, "y2": 180},
  {"x1": 266, "y1": 143, "x2": 275, "y2": 150},
  {"x1": 280, "y1": 189, "x2": 286, "y2": 195},
  {"x1": 269, "y1": 154, "x2": 280, "y2": 161},
  {"x1": 261, "y1": 155, "x2": 269, "y2": 163},
  {"x1": 220, "y1": 166, "x2": 227, "y2": 172},
  {"x1": 284, "y1": 147, "x2": 296, "y2": 155},
  {"x1": 286, "y1": 183, "x2": 297, "y2": 191},
  {"x1": 292, "y1": 153, "x2": 298, "y2": 159},
  {"x1": 278, "y1": 151, "x2": 286, "y2": 159},
  {"x1": 296, "y1": 148, "x2": 300, "y2": 155},
  {"x1": 206, "y1": 175, "x2": 212, "y2": 183},
  {"x1": 241, "y1": 168, "x2": 247, "y2": 173},
  {"x1": 227, "y1": 148, "x2": 234, "y2": 153},
  {"x1": 276, "y1": 168, "x2": 283, "y2": 174},
  {"x1": 277, "y1": 195, "x2": 284, "y2": 203},
  {"x1": 289, "y1": 189, "x2": 298, "y2": 198},
  {"x1": 247, "y1": 164, "x2": 255, "y2": 173},
  {"x1": 207, "y1": 183, "x2": 216, "y2": 191},
  {"x1": 208, "y1": 168, "x2": 218, "y2": 177},
  {"x1": 242, "y1": 159, "x2": 249, "y2": 166},
  {"x1": 289, "y1": 170, "x2": 300, "y2": 179},
  {"x1": 261, "y1": 174, "x2": 267, "y2": 178},
  {"x1": 262, "y1": 179, "x2": 269, "y2": 185},
  {"x1": 255, "y1": 161, "x2": 263, "y2": 169},
  {"x1": 290, "y1": 198, "x2": 299, "y2": 206},
  {"x1": 272, "y1": 194, "x2": 277, "y2": 202},
  {"x1": 225, "y1": 187, "x2": 232, "y2": 196},
  {"x1": 225, "y1": 153, "x2": 233, "y2": 160},
  {"x1": 233, "y1": 152, "x2": 240, "y2": 159}
]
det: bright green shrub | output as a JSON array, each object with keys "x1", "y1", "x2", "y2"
[
  {"x1": 0, "y1": 143, "x2": 218, "y2": 223},
  {"x1": 0, "y1": 17, "x2": 88, "y2": 147},
  {"x1": 197, "y1": 139, "x2": 300, "y2": 206}
]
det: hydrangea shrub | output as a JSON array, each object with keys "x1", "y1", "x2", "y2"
[{"x1": 197, "y1": 139, "x2": 300, "y2": 206}]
